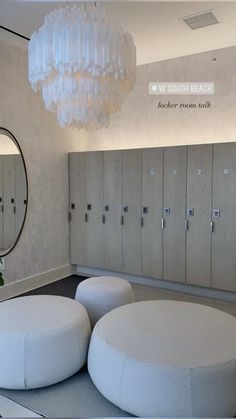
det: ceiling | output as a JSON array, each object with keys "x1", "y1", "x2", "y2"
[{"x1": 0, "y1": 1, "x2": 236, "y2": 64}]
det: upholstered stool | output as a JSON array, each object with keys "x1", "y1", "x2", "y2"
[
  {"x1": 0, "y1": 295, "x2": 91, "y2": 389},
  {"x1": 75, "y1": 276, "x2": 134, "y2": 327},
  {"x1": 88, "y1": 300, "x2": 236, "y2": 417}
]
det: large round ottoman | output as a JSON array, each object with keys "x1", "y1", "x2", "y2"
[
  {"x1": 75, "y1": 276, "x2": 134, "y2": 327},
  {"x1": 88, "y1": 300, "x2": 236, "y2": 417},
  {"x1": 0, "y1": 295, "x2": 91, "y2": 390}
]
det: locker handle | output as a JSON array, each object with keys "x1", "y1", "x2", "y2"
[
  {"x1": 121, "y1": 215, "x2": 124, "y2": 226},
  {"x1": 85, "y1": 213, "x2": 88, "y2": 223},
  {"x1": 185, "y1": 219, "x2": 189, "y2": 231},
  {"x1": 102, "y1": 214, "x2": 106, "y2": 224},
  {"x1": 161, "y1": 218, "x2": 165, "y2": 229},
  {"x1": 13, "y1": 206, "x2": 16, "y2": 214},
  {"x1": 211, "y1": 221, "x2": 214, "y2": 233},
  {"x1": 1, "y1": 205, "x2": 3, "y2": 213},
  {"x1": 141, "y1": 216, "x2": 144, "y2": 227}
]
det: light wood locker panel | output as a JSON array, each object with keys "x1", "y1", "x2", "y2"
[
  {"x1": 103, "y1": 151, "x2": 122, "y2": 271},
  {"x1": 0, "y1": 157, "x2": 3, "y2": 250},
  {"x1": 122, "y1": 150, "x2": 142, "y2": 275},
  {"x1": 15, "y1": 155, "x2": 27, "y2": 237},
  {"x1": 86, "y1": 152, "x2": 104, "y2": 268},
  {"x1": 3, "y1": 155, "x2": 16, "y2": 249},
  {"x1": 69, "y1": 153, "x2": 87, "y2": 265},
  {"x1": 186, "y1": 145, "x2": 212, "y2": 287},
  {"x1": 142, "y1": 148, "x2": 163, "y2": 278},
  {"x1": 212, "y1": 143, "x2": 236, "y2": 291},
  {"x1": 163, "y1": 146, "x2": 187, "y2": 283}
]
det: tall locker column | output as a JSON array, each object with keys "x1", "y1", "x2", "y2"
[
  {"x1": 103, "y1": 151, "x2": 122, "y2": 271},
  {"x1": 141, "y1": 148, "x2": 163, "y2": 278},
  {"x1": 163, "y1": 146, "x2": 187, "y2": 283},
  {"x1": 212, "y1": 143, "x2": 236, "y2": 291},
  {"x1": 69, "y1": 153, "x2": 87, "y2": 265},
  {"x1": 0, "y1": 157, "x2": 3, "y2": 250},
  {"x1": 86, "y1": 152, "x2": 104, "y2": 269},
  {"x1": 122, "y1": 150, "x2": 142, "y2": 275},
  {"x1": 15, "y1": 155, "x2": 27, "y2": 237},
  {"x1": 186, "y1": 145, "x2": 212, "y2": 287},
  {"x1": 3, "y1": 155, "x2": 16, "y2": 249}
]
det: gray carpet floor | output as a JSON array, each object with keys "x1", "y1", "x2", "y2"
[
  {"x1": 0, "y1": 368, "x2": 132, "y2": 418},
  {"x1": 1, "y1": 277, "x2": 235, "y2": 417}
]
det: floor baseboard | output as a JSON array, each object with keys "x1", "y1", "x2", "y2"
[
  {"x1": 75, "y1": 265, "x2": 236, "y2": 303},
  {"x1": 0, "y1": 395, "x2": 42, "y2": 418},
  {"x1": 0, "y1": 264, "x2": 74, "y2": 302}
]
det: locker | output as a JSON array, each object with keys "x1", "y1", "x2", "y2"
[
  {"x1": 186, "y1": 145, "x2": 212, "y2": 287},
  {"x1": 86, "y1": 152, "x2": 104, "y2": 268},
  {"x1": 103, "y1": 151, "x2": 122, "y2": 271},
  {"x1": 3, "y1": 155, "x2": 16, "y2": 249},
  {"x1": 0, "y1": 157, "x2": 3, "y2": 250},
  {"x1": 69, "y1": 153, "x2": 87, "y2": 265},
  {"x1": 15, "y1": 155, "x2": 27, "y2": 238},
  {"x1": 163, "y1": 146, "x2": 187, "y2": 283},
  {"x1": 212, "y1": 143, "x2": 236, "y2": 291},
  {"x1": 142, "y1": 148, "x2": 163, "y2": 278},
  {"x1": 122, "y1": 150, "x2": 142, "y2": 275}
]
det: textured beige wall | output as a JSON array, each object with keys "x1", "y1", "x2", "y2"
[
  {"x1": 0, "y1": 40, "x2": 88, "y2": 284},
  {"x1": 79, "y1": 45, "x2": 236, "y2": 151}
]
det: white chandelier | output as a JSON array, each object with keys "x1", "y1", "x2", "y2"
[{"x1": 28, "y1": 4, "x2": 136, "y2": 130}]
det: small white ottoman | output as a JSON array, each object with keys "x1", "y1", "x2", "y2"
[
  {"x1": 88, "y1": 300, "x2": 236, "y2": 417},
  {"x1": 75, "y1": 276, "x2": 134, "y2": 327},
  {"x1": 0, "y1": 295, "x2": 91, "y2": 390}
]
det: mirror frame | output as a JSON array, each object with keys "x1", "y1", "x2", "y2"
[{"x1": 0, "y1": 127, "x2": 28, "y2": 256}]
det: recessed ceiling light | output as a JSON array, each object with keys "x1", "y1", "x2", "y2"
[{"x1": 180, "y1": 10, "x2": 219, "y2": 30}]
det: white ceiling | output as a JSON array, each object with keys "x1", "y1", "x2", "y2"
[{"x1": 0, "y1": 1, "x2": 236, "y2": 64}]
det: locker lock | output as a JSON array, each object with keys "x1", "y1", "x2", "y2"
[
  {"x1": 187, "y1": 208, "x2": 194, "y2": 217},
  {"x1": 143, "y1": 206, "x2": 148, "y2": 214},
  {"x1": 212, "y1": 209, "x2": 220, "y2": 218},
  {"x1": 163, "y1": 207, "x2": 170, "y2": 215},
  {"x1": 105, "y1": 205, "x2": 110, "y2": 212},
  {"x1": 123, "y1": 205, "x2": 128, "y2": 213},
  {"x1": 71, "y1": 203, "x2": 75, "y2": 210},
  {"x1": 87, "y1": 204, "x2": 92, "y2": 211}
]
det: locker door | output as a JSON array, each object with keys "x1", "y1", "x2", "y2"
[
  {"x1": 122, "y1": 150, "x2": 142, "y2": 275},
  {"x1": 3, "y1": 155, "x2": 16, "y2": 249},
  {"x1": 163, "y1": 146, "x2": 187, "y2": 283},
  {"x1": 0, "y1": 157, "x2": 3, "y2": 250},
  {"x1": 69, "y1": 153, "x2": 87, "y2": 265},
  {"x1": 86, "y1": 152, "x2": 104, "y2": 268},
  {"x1": 15, "y1": 155, "x2": 27, "y2": 237},
  {"x1": 142, "y1": 148, "x2": 163, "y2": 278},
  {"x1": 212, "y1": 143, "x2": 236, "y2": 291},
  {"x1": 103, "y1": 151, "x2": 122, "y2": 271},
  {"x1": 186, "y1": 145, "x2": 212, "y2": 287}
]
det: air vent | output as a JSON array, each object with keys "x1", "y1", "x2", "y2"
[{"x1": 181, "y1": 10, "x2": 219, "y2": 30}]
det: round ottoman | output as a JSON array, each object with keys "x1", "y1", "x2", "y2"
[
  {"x1": 0, "y1": 295, "x2": 91, "y2": 390},
  {"x1": 88, "y1": 300, "x2": 236, "y2": 417},
  {"x1": 75, "y1": 276, "x2": 134, "y2": 327}
]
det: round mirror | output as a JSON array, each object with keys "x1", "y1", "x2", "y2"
[{"x1": 0, "y1": 128, "x2": 28, "y2": 256}]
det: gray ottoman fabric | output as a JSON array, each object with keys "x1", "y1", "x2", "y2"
[
  {"x1": 75, "y1": 276, "x2": 134, "y2": 327},
  {"x1": 0, "y1": 295, "x2": 91, "y2": 389},
  {"x1": 88, "y1": 300, "x2": 236, "y2": 417}
]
